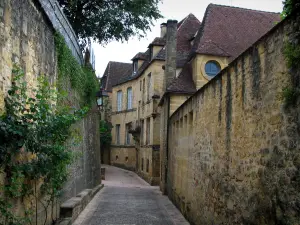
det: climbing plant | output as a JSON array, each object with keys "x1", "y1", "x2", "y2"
[
  {"x1": 100, "y1": 120, "x2": 112, "y2": 147},
  {"x1": 55, "y1": 33, "x2": 99, "y2": 107},
  {"x1": 282, "y1": 0, "x2": 300, "y2": 106},
  {"x1": 0, "y1": 66, "x2": 88, "y2": 224}
]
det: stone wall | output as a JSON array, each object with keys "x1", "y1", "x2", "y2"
[
  {"x1": 0, "y1": 0, "x2": 56, "y2": 113},
  {"x1": 168, "y1": 17, "x2": 300, "y2": 224},
  {"x1": 0, "y1": 0, "x2": 100, "y2": 224},
  {"x1": 38, "y1": 0, "x2": 83, "y2": 65},
  {"x1": 110, "y1": 60, "x2": 164, "y2": 184}
]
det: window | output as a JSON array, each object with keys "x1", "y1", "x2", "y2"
[
  {"x1": 142, "y1": 158, "x2": 144, "y2": 171},
  {"x1": 146, "y1": 118, "x2": 150, "y2": 145},
  {"x1": 127, "y1": 87, "x2": 132, "y2": 109},
  {"x1": 140, "y1": 80, "x2": 142, "y2": 91},
  {"x1": 205, "y1": 61, "x2": 221, "y2": 76},
  {"x1": 116, "y1": 155, "x2": 119, "y2": 160},
  {"x1": 133, "y1": 60, "x2": 138, "y2": 75},
  {"x1": 117, "y1": 91, "x2": 122, "y2": 111},
  {"x1": 126, "y1": 123, "x2": 131, "y2": 145},
  {"x1": 125, "y1": 156, "x2": 128, "y2": 162},
  {"x1": 147, "y1": 73, "x2": 151, "y2": 101},
  {"x1": 116, "y1": 124, "x2": 120, "y2": 145}
]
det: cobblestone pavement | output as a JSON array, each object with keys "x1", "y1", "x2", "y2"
[{"x1": 73, "y1": 165, "x2": 190, "y2": 225}]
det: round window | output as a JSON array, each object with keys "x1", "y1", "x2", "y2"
[{"x1": 205, "y1": 61, "x2": 221, "y2": 77}]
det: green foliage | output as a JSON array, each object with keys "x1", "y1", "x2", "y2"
[
  {"x1": 282, "y1": 0, "x2": 300, "y2": 18},
  {"x1": 282, "y1": 0, "x2": 300, "y2": 106},
  {"x1": 100, "y1": 120, "x2": 112, "y2": 147},
  {"x1": 282, "y1": 87, "x2": 300, "y2": 106},
  {"x1": 57, "y1": 0, "x2": 163, "y2": 45},
  {"x1": 0, "y1": 66, "x2": 88, "y2": 224},
  {"x1": 284, "y1": 41, "x2": 300, "y2": 70},
  {"x1": 55, "y1": 33, "x2": 99, "y2": 106}
]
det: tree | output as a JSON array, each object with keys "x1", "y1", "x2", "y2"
[
  {"x1": 57, "y1": 0, "x2": 163, "y2": 45},
  {"x1": 282, "y1": 0, "x2": 300, "y2": 17}
]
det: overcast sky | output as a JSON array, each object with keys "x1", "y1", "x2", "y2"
[{"x1": 93, "y1": 0, "x2": 284, "y2": 77}]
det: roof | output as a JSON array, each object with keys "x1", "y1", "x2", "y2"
[
  {"x1": 101, "y1": 61, "x2": 132, "y2": 92},
  {"x1": 167, "y1": 4, "x2": 280, "y2": 94},
  {"x1": 167, "y1": 62, "x2": 196, "y2": 94},
  {"x1": 113, "y1": 14, "x2": 201, "y2": 87},
  {"x1": 191, "y1": 4, "x2": 281, "y2": 60},
  {"x1": 148, "y1": 37, "x2": 166, "y2": 47},
  {"x1": 155, "y1": 14, "x2": 201, "y2": 67},
  {"x1": 131, "y1": 52, "x2": 148, "y2": 61}
]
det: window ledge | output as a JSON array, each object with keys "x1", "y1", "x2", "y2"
[
  {"x1": 112, "y1": 108, "x2": 137, "y2": 115},
  {"x1": 111, "y1": 145, "x2": 136, "y2": 148}
]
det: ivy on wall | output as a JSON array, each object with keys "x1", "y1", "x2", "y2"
[
  {"x1": 282, "y1": 0, "x2": 300, "y2": 106},
  {"x1": 55, "y1": 33, "x2": 99, "y2": 107},
  {"x1": 0, "y1": 33, "x2": 99, "y2": 224},
  {"x1": 0, "y1": 66, "x2": 88, "y2": 224}
]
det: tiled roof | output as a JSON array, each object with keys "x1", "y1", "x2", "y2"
[
  {"x1": 154, "y1": 14, "x2": 201, "y2": 67},
  {"x1": 167, "y1": 62, "x2": 196, "y2": 94},
  {"x1": 101, "y1": 61, "x2": 132, "y2": 92},
  {"x1": 191, "y1": 4, "x2": 281, "y2": 61},
  {"x1": 149, "y1": 37, "x2": 166, "y2": 46},
  {"x1": 168, "y1": 4, "x2": 280, "y2": 93},
  {"x1": 131, "y1": 52, "x2": 148, "y2": 61}
]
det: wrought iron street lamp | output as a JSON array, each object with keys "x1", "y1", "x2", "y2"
[{"x1": 96, "y1": 89, "x2": 109, "y2": 111}]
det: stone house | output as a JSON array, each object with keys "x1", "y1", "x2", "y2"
[{"x1": 101, "y1": 4, "x2": 280, "y2": 186}]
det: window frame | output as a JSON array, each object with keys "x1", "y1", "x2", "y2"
[
  {"x1": 127, "y1": 87, "x2": 133, "y2": 110},
  {"x1": 117, "y1": 90, "x2": 123, "y2": 112},
  {"x1": 204, "y1": 60, "x2": 221, "y2": 77},
  {"x1": 116, "y1": 124, "x2": 120, "y2": 145}
]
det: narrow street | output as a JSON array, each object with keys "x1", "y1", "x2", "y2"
[{"x1": 73, "y1": 165, "x2": 189, "y2": 225}]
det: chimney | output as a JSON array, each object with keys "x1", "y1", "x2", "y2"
[
  {"x1": 164, "y1": 20, "x2": 177, "y2": 91},
  {"x1": 160, "y1": 23, "x2": 167, "y2": 37}
]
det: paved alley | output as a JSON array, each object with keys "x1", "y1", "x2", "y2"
[{"x1": 73, "y1": 165, "x2": 189, "y2": 225}]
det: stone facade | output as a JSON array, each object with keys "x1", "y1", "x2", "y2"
[
  {"x1": 167, "y1": 17, "x2": 299, "y2": 224},
  {"x1": 0, "y1": 0, "x2": 100, "y2": 224},
  {"x1": 110, "y1": 60, "x2": 165, "y2": 184}
]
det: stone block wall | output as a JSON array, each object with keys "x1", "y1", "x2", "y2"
[
  {"x1": 0, "y1": 0, "x2": 56, "y2": 113},
  {"x1": 168, "y1": 17, "x2": 300, "y2": 224},
  {"x1": 0, "y1": 0, "x2": 100, "y2": 224}
]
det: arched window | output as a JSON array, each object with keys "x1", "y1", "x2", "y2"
[{"x1": 205, "y1": 61, "x2": 221, "y2": 77}]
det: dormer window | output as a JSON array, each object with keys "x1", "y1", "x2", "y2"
[{"x1": 133, "y1": 60, "x2": 138, "y2": 75}]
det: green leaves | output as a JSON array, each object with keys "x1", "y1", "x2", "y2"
[
  {"x1": 57, "y1": 0, "x2": 163, "y2": 45},
  {"x1": 0, "y1": 66, "x2": 88, "y2": 223},
  {"x1": 282, "y1": 0, "x2": 300, "y2": 18},
  {"x1": 100, "y1": 120, "x2": 112, "y2": 146},
  {"x1": 55, "y1": 33, "x2": 99, "y2": 107}
]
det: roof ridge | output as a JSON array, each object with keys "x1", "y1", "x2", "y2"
[
  {"x1": 108, "y1": 61, "x2": 131, "y2": 65},
  {"x1": 177, "y1": 13, "x2": 200, "y2": 32},
  {"x1": 208, "y1": 3, "x2": 280, "y2": 14}
]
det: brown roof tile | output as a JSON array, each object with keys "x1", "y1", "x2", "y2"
[
  {"x1": 191, "y1": 4, "x2": 281, "y2": 60},
  {"x1": 155, "y1": 14, "x2": 201, "y2": 67},
  {"x1": 168, "y1": 4, "x2": 280, "y2": 93},
  {"x1": 101, "y1": 61, "x2": 132, "y2": 92},
  {"x1": 149, "y1": 37, "x2": 166, "y2": 46},
  {"x1": 131, "y1": 52, "x2": 148, "y2": 61},
  {"x1": 167, "y1": 62, "x2": 196, "y2": 94}
]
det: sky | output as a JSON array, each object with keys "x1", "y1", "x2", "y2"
[{"x1": 93, "y1": 0, "x2": 284, "y2": 77}]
